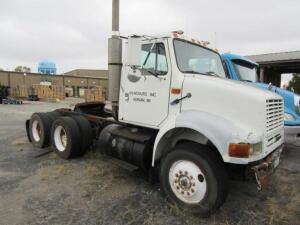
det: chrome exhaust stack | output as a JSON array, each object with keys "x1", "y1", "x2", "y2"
[{"x1": 108, "y1": 0, "x2": 122, "y2": 120}]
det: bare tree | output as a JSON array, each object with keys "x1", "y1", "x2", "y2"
[{"x1": 14, "y1": 66, "x2": 31, "y2": 73}]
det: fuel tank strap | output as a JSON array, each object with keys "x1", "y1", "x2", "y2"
[{"x1": 110, "y1": 126, "x2": 156, "y2": 143}]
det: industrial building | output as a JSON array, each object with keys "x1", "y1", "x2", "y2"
[
  {"x1": 64, "y1": 69, "x2": 108, "y2": 78},
  {"x1": 247, "y1": 50, "x2": 300, "y2": 87},
  {"x1": 0, "y1": 70, "x2": 108, "y2": 97}
]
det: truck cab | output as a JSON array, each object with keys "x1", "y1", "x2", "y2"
[
  {"x1": 222, "y1": 53, "x2": 300, "y2": 146},
  {"x1": 26, "y1": 32, "x2": 284, "y2": 216}
]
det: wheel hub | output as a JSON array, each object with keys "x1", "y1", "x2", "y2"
[
  {"x1": 169, "y1": 160, "x2": 207, "y2": 204},
  {"x1": 32, "y1": 120, "x2": 41, "y2": 142},
  {"x1": 175, "y1": 171, "x2": 195, "y2": 195},
  {"x1": 177, "y1": 175, "x2": 193, "y2": 190},
  {"x1": 54, "y1": 125, "x2": 67, "y2": 152},
  {"x1": 60, "y1": 130, "x2": 67, "y2": 147},
  {"x1": 179, "y1": 175, "x2": 191, "y2": 190}
]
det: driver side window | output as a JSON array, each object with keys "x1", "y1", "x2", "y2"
[{"x1": 141, "y1": 43, "x2": 168, "y2": 75}]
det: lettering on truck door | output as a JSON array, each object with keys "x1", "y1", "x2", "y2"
[{"x1": 119, "y1": 40, "x2": 172, "y2": 127}]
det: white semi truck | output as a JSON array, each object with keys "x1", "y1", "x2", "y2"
[{"x1": 25, "y1": 0, "x2": 284, "y2": 216}]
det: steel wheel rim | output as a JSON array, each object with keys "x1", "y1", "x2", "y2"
[
  {"x1": 32, "y1": 120, "x2": 41, "y2": 142},
  {"x1": 168, "y1": 160, "x2": 207, "y2": 204},
  {"x1": 54, "y1": 125, "x2": 67, "y2": 152}
]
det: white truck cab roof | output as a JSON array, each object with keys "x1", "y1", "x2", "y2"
[{"x1": 132, "y1": 31, "x2": 216, "y2": 52}]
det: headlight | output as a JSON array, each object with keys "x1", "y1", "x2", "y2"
[
  {"x1": 284, "y1": 113, "x2": 295, "y2": 121},
  {"x1": 252, "y1": 142, "x2": 263, "y2": 155},
  {"x1": 295, "y1": 95, "x2": 300, "y2": 115}
]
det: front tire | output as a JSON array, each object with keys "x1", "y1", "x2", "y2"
[{"x1": 160, "y1": 144, "x2": 228, "y2": 216}]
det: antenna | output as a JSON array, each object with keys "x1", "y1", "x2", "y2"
[{"x1": 214, "y1": 32, "x2": 218, "y2": 49}]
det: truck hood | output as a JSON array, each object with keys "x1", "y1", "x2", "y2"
[{"x1": 181, "y1": 75, "x2": 283, "y2": 134}]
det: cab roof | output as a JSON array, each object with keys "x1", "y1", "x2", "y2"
[
  {"x1": 222, "y1": 53, "x2": 259, "y2": 67},
  {"x1": 137, "y1": 31, "x2": 217, "y2": 52}
]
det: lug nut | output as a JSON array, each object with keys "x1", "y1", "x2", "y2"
[
  {"x1": 174, "y1": 179, "x2": 178, "y2": 183},
  {"x1": 176, "y1": 186, "x2": 180, "y2": 190},
  {"x1": 175, "y1": 173, "x2": 179, "y2": 177},
  {"x1": 191, "y1": 189, "x2": 195, "y2": 193},
  {"x1": 192, "y1": 183, "x2": 195, "y2": 187},
  {"x1": 179, "y1": 170, "x2": 182, "y2": 174},
  {"x1": 181, "y1": 191, "x2": 184, "y2": 194},
  {"x1": 184, "y1": 171, "x2": 188, "y2": 175},
  {"x1": 190, "y1": 176, "x2": 193, "y2": 179},
  {"x1": 187, "y1": 192, "x2": 190, "y2": 196}
]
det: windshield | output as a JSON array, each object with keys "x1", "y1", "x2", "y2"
[
  {"x1": 232, "y1": 60, "x2": 258, "y2": 82},
  {"x1": 173, "y1": 39, "x2": 226, "y2": 78}
]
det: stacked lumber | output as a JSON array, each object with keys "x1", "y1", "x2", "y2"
[
  {"x1": 84, "y1": 86, "x2": 104, "y2": 102},
  {"x1": 32, "y1": 84, "x2": 65, "y2": 100},
  {"x1": 19, "y1": 85, "x2": 28, "y2": 97},
  {"x1": 10, "y1": 85, "x2": 28, "y2": 98}
]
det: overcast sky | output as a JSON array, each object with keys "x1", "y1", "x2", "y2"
[{"x1": 0, "y1": 0, "x2": 299, "y2": 73}]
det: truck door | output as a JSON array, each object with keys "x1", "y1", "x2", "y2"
[{"x1": 119, "y1": 39, "x2": 171, "y2": 127}]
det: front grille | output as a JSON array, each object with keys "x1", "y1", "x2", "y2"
[
  {"x1": 266, "y1": 99, "x2": 284, "y2": 134},
  {"x1": 266, "y1": 133, "x2": 282, "y2": 147}
]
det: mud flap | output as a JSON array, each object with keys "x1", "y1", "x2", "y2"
[{"x1": 25, "y1": 119, "x2": 32, "y2": 142}]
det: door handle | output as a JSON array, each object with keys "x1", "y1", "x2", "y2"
[{"x1": 171, "y1": 93, "x2": 192, "y2": 105}]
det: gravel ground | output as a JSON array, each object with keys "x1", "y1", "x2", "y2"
[{"x1": 0, "y1": 98, "x2": 299, "y2": 225}]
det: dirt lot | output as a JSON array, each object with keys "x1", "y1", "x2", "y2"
[{"x1": 0, "y1": 98, "x2": 299, "y2": 225}]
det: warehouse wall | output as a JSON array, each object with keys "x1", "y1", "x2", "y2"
[
  {"x1": 0, "y1": 71, "x2": 108, "y2": 97},
  {"x1": 0, "y1": 71, "x2": 9, "y2": 86}
]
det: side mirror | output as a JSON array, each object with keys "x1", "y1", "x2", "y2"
[{"x1": 127, "y1": 36, "x2": 142, "y2": 69}]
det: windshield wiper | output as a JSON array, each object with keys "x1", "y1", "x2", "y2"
[
  {"x1": 203, "y1": 71, "x2": 219, "y2": 77},
  {"x1": 240, "y1": 79, "x2": 253, "y2": 82},
  {"x1": 182, "y1": 70, "x2": 203, "y2": 75},
  {"x1": 142, "y1": 68, "x2": 160, "y2": 78},
  {"x1": 183, "y1": 70, "x2": 221, "y2": 77},
  {"x1": 184, "y1": 70, "x2": 220, "y2": 77}
]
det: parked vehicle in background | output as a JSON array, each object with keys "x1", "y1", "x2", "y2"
[
  {"x1": 0, "y1": 85, "x2": 9, "y2": 104},
  {"x1": 222, "y1": 53, "x2": 300, "y2": 146}
]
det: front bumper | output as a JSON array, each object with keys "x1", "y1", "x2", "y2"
[
  {"x1": 249, "y1": 144, "x2": 283, "y2": 190},
  {"x1": 284, "y1": 125, "x2": 300, "y2": 146}
]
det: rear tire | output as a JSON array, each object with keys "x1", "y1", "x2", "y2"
[
  {"x1": 160, "y1": 143, "x2": 228, "y2": 217},
  {"x1": 51, "y1": 117, "x2": 81, "y2": 159},
  {"x1": 46, "y1": 111, "x2": 62, "y2": 122},
  {"x1": 29, "y1": 113, "x2": 52, "y2": 148},
  {"x1": 72, "y1": 116, "x2": 93, "y2": 156}
]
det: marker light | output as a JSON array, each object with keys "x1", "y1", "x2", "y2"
[{"x1": 229, "y1": 143, "x2": 251, "y2": 158}]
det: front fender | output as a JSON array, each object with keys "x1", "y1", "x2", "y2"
[
  {"x1": 151, "y1": 115, "x2": 177, "y2": 166},
  {"x1": 152, "y1": 110, "x2": 263, "y2": 166}
]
